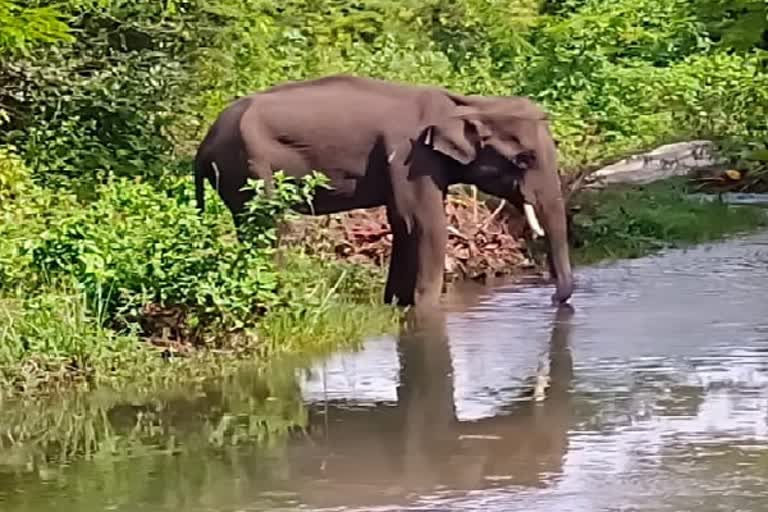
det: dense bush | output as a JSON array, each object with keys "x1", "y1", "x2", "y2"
[
  {"x1": 2, "y1": 0, "x2": 766, "y2": 188},
  {"x1": 0, "y1": 158, "x2": 329, "y2": 338}
]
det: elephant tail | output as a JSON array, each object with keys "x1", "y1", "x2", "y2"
[{"x1": 194, "y1": 156, "x2": 206, "y2": 215}]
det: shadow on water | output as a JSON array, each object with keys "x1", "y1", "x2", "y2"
[{"x1": 1, "y1": 230, "x2": 768, "y2": 511}]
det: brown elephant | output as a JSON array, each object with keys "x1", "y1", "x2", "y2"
[{"x1": 194, "y1": 74, "x2": 573, "y2": 306}]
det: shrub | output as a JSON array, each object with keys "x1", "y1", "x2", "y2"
[
  {"x1": 2, "y1": 166, "x2": 330, "y2": 344},
  {"x1": 0, "y1": 1, "x2": 220, "y2": 192}
]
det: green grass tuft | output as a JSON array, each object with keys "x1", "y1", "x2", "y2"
[{"x1": 571, "y1": 179, "x2": 768, "y2": 265}]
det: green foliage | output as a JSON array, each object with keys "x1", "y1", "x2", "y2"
[
  {"x1": 8, "y1": 173, "x2": 331, "y2": 339},
  {"x1": 3, "y1": 0, "x2": 766, "y2": 189},
  {"x1": 0, "y1": 1, "x2": 73, "y2": 55},
  {"x1": 695, "y1": 0, "x2": 767, "y2": 51},
  {"x1": 0, "y1": 149, "x2": 51, "y2": 288},
  {"x1": 192, "y1": 0, "x2": 766, "y2": 172},
  {"x1": 0, "y1": 1, "x2": 219, "y2": 191},
  {"x1": 0, "y1": 145, "x2": 29, "y2": 200},
  {"x1": 0, "y1": 148, "x2": 395, "y2": 390},
  {"x1": 571, "y1": 180, "x2": 768, "y2": 263},
  {"x1": 1, "y1": 0, "x2": 766, "y2": 391},
  {"x1": 239, "y1": 171, "x2": 330, "y2": 248}
]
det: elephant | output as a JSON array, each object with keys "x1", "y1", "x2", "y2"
[{"x1": 194, "y1": 74, "x2": 574, "y2": 307}]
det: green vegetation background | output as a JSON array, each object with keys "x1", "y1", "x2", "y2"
[{"x1": 0, "y1": 0, "x2": 766, "y2": 391}]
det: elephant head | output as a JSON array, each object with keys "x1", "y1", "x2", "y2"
[{"x1": 424, "y1": 95, "x2": 573, "y2": 304}]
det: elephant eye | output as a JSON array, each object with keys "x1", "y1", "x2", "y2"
[{"x1": 513, "y1": 150, "x2": 537, "y2": 170}]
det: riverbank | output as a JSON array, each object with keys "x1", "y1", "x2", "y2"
[
  {"x1": 569, "y1": 178, "x2": 768, "y2": 264},
  {"x1": 3, "y1": 167, "x2": 766, "y2": 398},
  {"x1": 0, "y1": 160, "x2": 399, "y2": 398}
]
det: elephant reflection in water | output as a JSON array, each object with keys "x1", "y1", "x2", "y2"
[{"x1": 283, "y1": 305, "x2": 575, "y2": 508}]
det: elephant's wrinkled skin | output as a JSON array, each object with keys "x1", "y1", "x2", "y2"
[{"x1": 194, "y1": 75, "x2": 573, "y2": 306}]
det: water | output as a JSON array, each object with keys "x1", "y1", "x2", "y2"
[
  {"x1": 2, "y1": 232, "x2": 768, "y2": 511},
  {"x1": 688, "y1": 193, "x2": 768, "y2": 206}
]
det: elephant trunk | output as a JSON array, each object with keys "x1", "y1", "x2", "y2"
[{"x1": 537, "y1": 195, "x2": 573, "y2": 304}]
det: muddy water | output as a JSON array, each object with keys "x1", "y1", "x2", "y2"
[{"x1": 2, "y1": 232, "x2": 768, "y2": 512}]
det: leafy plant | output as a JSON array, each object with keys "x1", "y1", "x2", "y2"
[
  {"x1": 0, "y1": 1, "x2": 73, "y2": 55},
  {"x1": 22, "y1": 175, "x2": 334, "y2": 342}
]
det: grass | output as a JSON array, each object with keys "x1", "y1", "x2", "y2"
[
  {"x1": 570, "y1": 178, "x2": 768, "y2": 265},
  {"x1": 0, "y1": 286, "x2": 142, "y2": 393},
  {"x1": 258, "y1": 249, "x2": 397, "y2": 356},
  {"x1": 0, "y1": 256, "x2": 398, "y2": 399}
]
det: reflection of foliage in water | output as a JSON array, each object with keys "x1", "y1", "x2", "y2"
[{"x1": 0, "y1": 360, "x2": 309, "y2": 475}]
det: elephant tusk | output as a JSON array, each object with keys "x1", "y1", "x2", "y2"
[{"x1": 524, "y1": 203, "x2": 545, "y2": 238}]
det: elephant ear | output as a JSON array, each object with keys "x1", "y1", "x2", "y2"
[{"x1": 424, "y1": 106, "x2": 491, "y2": 165}]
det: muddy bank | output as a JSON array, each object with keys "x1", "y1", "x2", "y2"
[{"x1": 281, "y1": 191, "x2": 543, "y2": 283}]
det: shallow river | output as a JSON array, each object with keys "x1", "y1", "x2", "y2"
[{"x1": 2, "y1": 231, "x2": 768, "y2": 511}]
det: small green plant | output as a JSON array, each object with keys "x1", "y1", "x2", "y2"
[{"x1": 239, "y1": 171, "x2": 331, "y2": 248}]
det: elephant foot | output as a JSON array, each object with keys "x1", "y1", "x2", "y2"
[{"x1": 550, "y1": 291, "x2": 573, "y2": 307}]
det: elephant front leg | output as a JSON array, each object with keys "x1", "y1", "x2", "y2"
[
  {"x1": 384, "y1": 204, "x2": 446, "y2": 308},
  {"x1": 412, "y1": 208, "x2": 447, "y2": 308},
  {"x1": 385, "y1": 144, "x2": 448, "y2": 308},
  {"x1": 385, "y1": 208, "x2": 417, "y2": 306}
]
